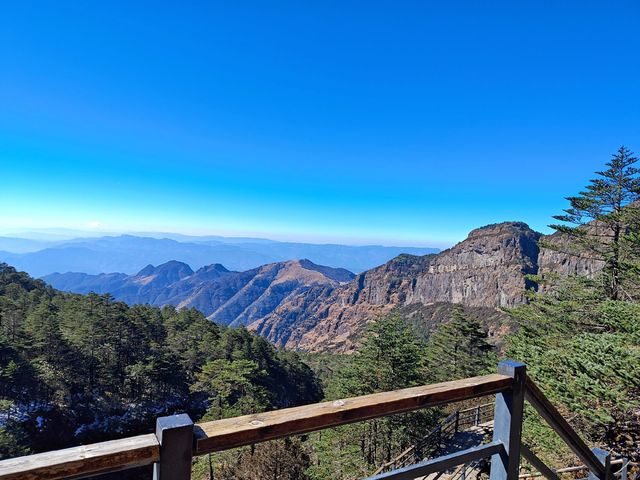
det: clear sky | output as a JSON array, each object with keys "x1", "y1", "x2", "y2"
[{"x1": 1, "y1": 2, "x2": 639, "y2": 247}]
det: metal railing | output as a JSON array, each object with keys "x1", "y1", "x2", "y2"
[
  {"x1": 0, "y1": 360, "x2": 628, "y2": 480},
  {"x1": 371, "y1": 402, "x2": 494, "y2": 475}
]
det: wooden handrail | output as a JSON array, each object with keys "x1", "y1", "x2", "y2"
[
  {"x1": 0, "y1": 433, "x2": 159, "y2": 480},
  {"x1": 0, "y1": 364, "x2": 619, "y2": 480},
  {"x1": 194, "y1": 373, "x2": 512, "y2": 455},
  {"x1": 524, "y1": 377, "x2": 607, "y2": 480}
]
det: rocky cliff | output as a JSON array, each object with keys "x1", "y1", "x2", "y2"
[
  {"x1": 251, "y1": 222, "x2": 542, "y2": 352},
  {"x1": 407, "y1": 222, "x2": 540, "y2": 307},
  {"x1": 537, "y1": 230, "x2": 604, "y2": 279}
]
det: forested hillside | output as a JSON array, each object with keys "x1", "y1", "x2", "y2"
[
  {"x1": 506, "y1": 147, "x2": 640, "y2": 466},
  {"x1": 0, "y1": 264, "x2": 322, "y2": 467}
]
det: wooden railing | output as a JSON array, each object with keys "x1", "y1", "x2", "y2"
[{"x1": 0, "y1": 361, "x2": 628, "y2": 480}]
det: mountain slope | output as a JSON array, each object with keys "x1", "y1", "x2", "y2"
[
  {"x1": 251, "y1": 222, "x2": 541, "y2": 352},
  {"x1": 44, "y1": 259, "x2": 355, "y2": 327}
]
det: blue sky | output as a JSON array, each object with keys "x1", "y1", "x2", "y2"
[{"x1": 1, "y1": 2, "x2": 639, "y2": 247}]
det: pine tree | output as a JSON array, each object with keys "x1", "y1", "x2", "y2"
[
  {"x1": 547, "y1": 146, "x2": 640, "y2": 300},
  {"x1": 424, "y1": 305, "x2": 495, "y2": 382},
  {"x1": 506, "y1": 275, "x2": 640, "y2": 464},
  {"x1": 193, "y1": 359, "x2": 271, "y2": 420},
  {"x1": 320, "y1": 314, "x2": 438, "y2": 473},
  {"x1": 335, "y1": 314, "x2": 426, "y2": 396},
  {"x1": 23, "y1": 301, "x2": 74, "y2": 402}
]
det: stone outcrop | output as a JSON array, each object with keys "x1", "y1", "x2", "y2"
[
  {"x1": 537, "y1": 230, "x2": 604, "y2": 279},
  {"x1": 251, "y1": 222, "x2": 542, "y2": 352},
  {"x1": 407, "y1": 222, "x2": 540, "y2": 307}
]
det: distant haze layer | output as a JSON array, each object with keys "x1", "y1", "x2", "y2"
[{"x1": 0, "y1": 233, "x2": 439, "y2": 277}]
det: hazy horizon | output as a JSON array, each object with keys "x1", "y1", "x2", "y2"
[{"x1": 0, "y1": 225, "x2": 449, "y2": 249}]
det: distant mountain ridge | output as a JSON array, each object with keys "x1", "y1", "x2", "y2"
[
  {"x1": 44, "y1": 259, "x2": 355, "y2": 328},
  {"x1": 0, "y1": 234, "x2": 439, "y2": 277},
  {"x1": 41, "y1": 221, "x2": 599, "y2": 354}
]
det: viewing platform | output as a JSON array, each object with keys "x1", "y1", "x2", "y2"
[{"x1": 0, "y1": 361, "x2": 630, "y2": 480}]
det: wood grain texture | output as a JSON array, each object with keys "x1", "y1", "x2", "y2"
[
  {"x1": 195, "y1": 373, "x2": 512, "y2": 454},
  {"x1": 0, "y1": 433, "x2": 159, "y2": 480}
]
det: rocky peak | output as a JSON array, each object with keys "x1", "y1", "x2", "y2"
[
  {"x1": 192, "y1": 263, "x2": 231, "y2": 281},
  {"x1": 466, "y1": 221, "x2": 536, "y2": 239},
  {"x1": 408, "y1": 221, "x2": 540, "y2": 308},
  {"x1": 134, "y1": 260, "x2": 194, "y2": 285},
  {"x1": 253, "y1": 221, "x2": 544, "y2": 352},
  {"x1": 297, "y1": 259, "x2": 355, "y2": 283},
  {"x1": 196, "y1": 263, "x2": 229, "y2": 273}
]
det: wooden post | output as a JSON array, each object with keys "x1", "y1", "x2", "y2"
[
  {"x1": 153, "y1": 413, "x2": 194, "y2": 480},
  {"x1": 588, "y1": 448, "x2": 611, "y2": 480},
  {"x1": 454, "y1": 410, "x2": 460, "y2": 433},
  {"x1": 489, "y1": 360, "x2": 526, "y2": 480},
  {"x1": 475, "y1": 405, "x2": 481, "y2": 427}
]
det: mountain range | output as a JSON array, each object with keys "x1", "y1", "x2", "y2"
[
  {"x1": 0, "y1": 233, "x2": 438, "y2": 277},
  {"x1": 43, "y1": 221, "x2": 599, "y2": 353},
  {"x1": 44, "y1": 259, "x2": 355, "y2": 328}
]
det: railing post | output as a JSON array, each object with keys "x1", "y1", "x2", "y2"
[
  {"x1": 588, "y1": 448, "x2": 612, "y2": 480},
  {"x1": 454, "y1": 410, "x2": 460, "y2": 433},
  {"x1": 153, "y1": 413, "x2": 194, "y2": 480},
  {"x1": 489, "y1": 360, "x2": 526, "y2": 480},
  {"x1": 475, "y1": 405, "x2": 481, "y2": 427},
  {"x1": 619, "y1": 458, "x2": 628, "y2": 480}
]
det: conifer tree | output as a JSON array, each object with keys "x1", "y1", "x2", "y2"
[
  {"x1": 336, "y1": 314, "x2": 426, "y2": 396},
  {"x1": 547, "y1": 146, "x2": 640, "y2": 300},
  {"x1": 193, "y1": 359, "x2": 271, "y2": 419},
  {"x1": 318, "y1": 314, "x2": 437, "y2": 473},
  {"x1": 424, "y1": 305, "x2": 495, "y2": 382}
]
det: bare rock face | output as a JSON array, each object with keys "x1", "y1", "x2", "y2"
[
  {"x1": 251, "y1": 222, "x2": 542, "y2": 352},
  {"x1": 407, "y1": 222, "x2": 540, "y2": 308},
  {"x1": 537, "y1": 231, "x2": 604, "y2": 279}
]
